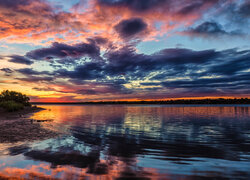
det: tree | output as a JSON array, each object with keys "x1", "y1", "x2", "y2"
[{"x1": 0, "y1": 90, "x2": 30, "y2": 106}]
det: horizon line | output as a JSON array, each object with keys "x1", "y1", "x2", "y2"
[{"x1": 31, "y1": 98, "x2": 250, "y2": 104}]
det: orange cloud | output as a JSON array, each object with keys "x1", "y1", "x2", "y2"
[{"x1": 0, "y1": 0, "x2": 230, "y2": 45}]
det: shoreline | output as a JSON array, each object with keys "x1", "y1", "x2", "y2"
[
  {"x1": 0, "y1": 106, "x2": 59, "y2": 143},
  {"x1": 31, "y1": 98, "x2": 250, "y2": 105}
]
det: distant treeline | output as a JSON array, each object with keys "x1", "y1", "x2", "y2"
[{"x1": 32, "y1": 98, "x2": 250, "y2": 105}]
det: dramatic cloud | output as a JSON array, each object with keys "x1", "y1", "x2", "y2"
[
  {"x1": 0, "y1": 0, "x2": 249, "y2": 101},
  {"x1": 8, "y1": 55, "x2": 33, "y2": 65},
  {"x1": 51, "y1": 46, "x2": 220, "y2": 82},
  {"x1": 0, "y1": 0, "x2": 241, "y2": 44},
  {"x1": 238, "y1": 1, "x2": 250, "y2": 17},
  {"x1": 75, "y1": 82, "x2": 131, "y2": 95},
  {"x1": 0, "y1": 0, "x2": 38, "y2": 8},
  {"x1": 55, "y1": 62, "x2": 103, "y2": 80},
  {"x1": 0, "y1": 68, "x2": 13, "y2": 74},
  {"x1": 115, "y1": 18, "x2": 147, "y2": 39},
  {"x1": 184, "y1": 21, "x2": 244, "y2": 37},
  {"x1": 17, "y1": 68, "x2": 51, "y2": 76},
  {"x1": 98, "y1": 0, "x2": 169, "y2": 12},
  {"x1": 26, "y1": 42, "x2": 101, "y2": 60},
  {"x1": 0, "y1": 68, "x2": 13, "y2": 76},
  {"x1": 160, "y1": 74, "x2": 250, "y2": 96},
  {"x1": 207, "y1": 53, "x2": 250, "y2": 75},
  {"x1": 97, "y1": 0, "x2": 221, "y2": 15},
  {"x1": 17, "y1": 76, "x2": 54, "y2": 83},
  {"x1": 16, "y1": 42, "x2": 250, "y2": 99},
  {"x1": 189, "y1": 22, "x2": 226, "y2": 34}
]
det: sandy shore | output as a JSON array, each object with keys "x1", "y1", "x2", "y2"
[{"x1": 0, "y1": 107, "x2": 59, "y2": 143}]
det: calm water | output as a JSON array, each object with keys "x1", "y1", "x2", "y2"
[{"x1": 0, "y1": 105, "x2": 250, "y2": 179}]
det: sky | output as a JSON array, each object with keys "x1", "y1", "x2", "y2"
[{"x1": 0, "y1": 0, "x2": 249, "y2": 102}]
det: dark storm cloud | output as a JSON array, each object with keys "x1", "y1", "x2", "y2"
[
  {"x1": 24, "y1": 45, "x2": 246, "y2": 82},
  {"x1": 55, "y1": 62, "x2": 104, "y2": 80},
  {"x1": 87, "y1": 37, "x2": 108, "y2": 45},
  {"x1": 238, "y1": 1, "x2": 250, "y2": 17},
  {"x1": 177, "y1": 1, "x2": 204, "y2": 15},
  {"x1": 142, "y1": 74, "x2": 250, "y2": 95},
  {"x1": 185, "y1": 22, "x2": 243, "y2": 37},
  {"x1": 207, "y1": 55, "x2": 250, "y2": 75},
  {"x1": 26, "y1": 42, "x2": 101, "y2": 60},
  {"x1": 8, "y1": 55, "x2": 33, "y2": 65},
  {"x1": 0, "y1": 0, "x2": 31, "y2": 8},
  {"x1": 100, "y1": 47, "x2": 220, "y2": 81},
  {"x1": 0, "y1": 0, "x2": 54, "y2": 16},
  {"x1": 17, "y1": 76, "x2": 53, "y2": 83},
  {"x1": 18, "y1": 43, "x2": 250, "y2": 96},
  {"x1": 0, "y1": 68, "x2": 13, "y2": 74},
  {"x1": 0, "y1": 68, "x2": 13, "y2": 76},
  {"x1": 75, "y1": 82, "x2": 131, "y2": 95},
  {"x1": 208, "y1": 1, "x2": 250, "y2": 32},
  {"x1": 98, "y1": 0, "x2": 168, "y2": 12},
  {"x1": 162, "y1": 75, "x2": 250, "y2": 89},
  {"x1": 154, "y1": 48, "x2": 219, "y2": 64},
  {"x1": 160, "y1": 73, "x2": 250, "y2": 96},
  {"x1": 115, "y1": 18, "x2": 147, "y2": 39},
  {"x1": 17, "y1": 68, "x2": 52, "y2": 76},
  {"x1": 191, "y1": 22, "x2": 226, "y2": 34},
  {"x1": 21, "y1": 45, "x2": 218, "y2": 82},
  {"x1": 98, "y1": 0, "x2": 223, "y2": 16}
]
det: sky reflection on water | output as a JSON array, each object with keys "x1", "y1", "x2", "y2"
[{"x1": 0, "y1": 105, "x2": 250, "y2": 179}]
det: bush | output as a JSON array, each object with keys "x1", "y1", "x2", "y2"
[
  {"x1": 0, "y1": 90, "x2": 30, "y2": 106},
  {"x1": 0, "y1": 101, "x2": 24, "y2": 112}
]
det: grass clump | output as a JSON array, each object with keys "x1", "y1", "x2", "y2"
[{"x1": 0, "y1": 100, "x2": 24, "y2": 112}]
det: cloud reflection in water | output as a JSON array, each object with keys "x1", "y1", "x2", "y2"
[{"x1": 0, "y1": 105, "x2": 250, "y2": 179}]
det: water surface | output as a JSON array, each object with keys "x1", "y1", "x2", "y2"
[{"x1": 0, "y1": 105, "x2": 250, "y2": 179}]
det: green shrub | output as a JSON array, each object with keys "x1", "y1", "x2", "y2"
[
  {"x1": 0, "y1": 90, "x2": 30, "y2": 106},
  {"x1": 0, "y1": 101, "x2": 24, "y2": 112}
]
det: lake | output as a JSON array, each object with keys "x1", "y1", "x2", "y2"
[{"x1": 0, "y1": 105, "x2": 250, "y2": 179}]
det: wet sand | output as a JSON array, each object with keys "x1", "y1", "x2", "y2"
[{"x1": 0, "y1": 107, "x2": 59, "y2": 143}]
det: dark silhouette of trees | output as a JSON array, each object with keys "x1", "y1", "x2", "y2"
[{"x1": 0, "y1": 90, "x2": 30, "y2": 106}]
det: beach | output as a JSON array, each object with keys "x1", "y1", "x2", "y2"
[{"x1": 0, "y1": 107, "x2": 58, "y2": 143}]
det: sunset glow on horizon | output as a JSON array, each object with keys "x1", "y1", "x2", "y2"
[{"x1": 0, "y1": 0, "x2": 249, "y2": 102}]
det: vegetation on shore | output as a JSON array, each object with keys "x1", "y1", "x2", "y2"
[
  {"x1": 32, "y1": 98, "x2": 250, "y2": 105},
  {"x1": 0, "y1": 90, "x2": 31, "y2": 112},
  {"x1": 0, "y1": 90, "x2": 58, "y2": 143}
]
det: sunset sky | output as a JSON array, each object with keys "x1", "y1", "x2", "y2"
[{"x1": 0, "y1": 0, "x2": 249, "y2": 102}]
